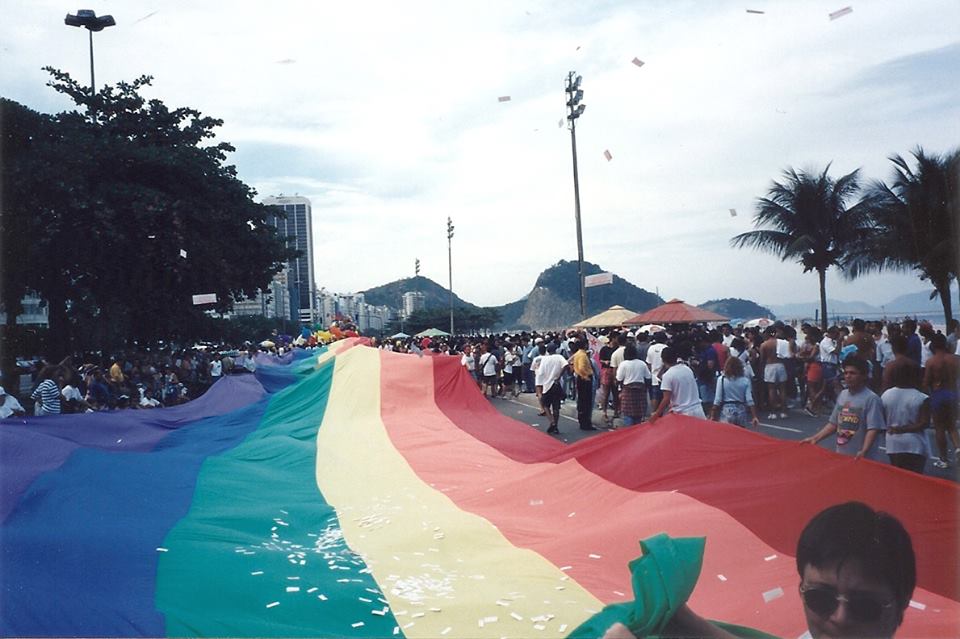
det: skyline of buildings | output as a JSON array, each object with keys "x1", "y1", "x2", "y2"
[{"x1": 262, "y1": 195, "x2": 315, "y2": 325}]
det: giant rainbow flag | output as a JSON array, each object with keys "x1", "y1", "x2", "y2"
[{"x1": 2, "y1": 339, "x2": 958, "y2": 637}]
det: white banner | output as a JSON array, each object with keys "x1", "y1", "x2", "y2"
[
  {"x1": 584, "y1": 272, "x2": 613, "y2": 287},
  {"x1": 192, "y1": 293, "x2": 218, "y2": 305}
]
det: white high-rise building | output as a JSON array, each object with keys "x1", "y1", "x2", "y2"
[
  {"x1": 402, "y1": 291, "x2": 425, "y2": 318},
  {"x1": 262, "y1": 195, "x2": 315, "y2": 324}
]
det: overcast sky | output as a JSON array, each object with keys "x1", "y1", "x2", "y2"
[{"x1": 4, "y1": 1, "x2": 959, "y2": 309}]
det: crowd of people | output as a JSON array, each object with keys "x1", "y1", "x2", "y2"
[
  {"x1": 1, "y1": 346, "x2": 261, "y2": 418},
  {"x1": 379, "y1": 316, "x2": 960, "y2": 475}
]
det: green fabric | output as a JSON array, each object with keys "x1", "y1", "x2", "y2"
[
  {"x1": 155, "y1": 358, "x2": 400, "y2": 637},
  {"x1": 568, "y1": 534, "x2": 779, "y2": 639}
]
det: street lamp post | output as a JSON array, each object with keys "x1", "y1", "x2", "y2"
[
  {"x1": 447, "y1": 217, "x2": 455, "y2": 335},
  {"x1": 64, "y1": 10, "x2": 116, "y2": 97},
  {"x1": 565, "y1": 71, "x2": 587, "y2": 319}
]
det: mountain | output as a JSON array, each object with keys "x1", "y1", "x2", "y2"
[
  {"x1": 767, "y1": 290, "x2": 958, "y2": 322},
  {"x1": 492, "y1": 260, "x2": 663, "y2": 330},
  {"x1": 360, "y1": 276, "x2": 477, "y2": 310},
  {"x1": 883, "y1": 290, "x2": 959, "y2": 316},
  {"x1": 700, "y1": 298, "x2": 776, "y2": 321}
]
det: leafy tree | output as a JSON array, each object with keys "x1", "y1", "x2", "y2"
[
  {"x1": 851, "y1": 148, "x2": 959, "y2": 324},
  {"x1": 386, "y1": 307, "x2": 501, "y2": 336},
  {"x1": 1, "y1": 70, "x2": 296, "y2": 358},
  {"x1": 731, "y1": 165, "x2": 874, "y2": 330}
]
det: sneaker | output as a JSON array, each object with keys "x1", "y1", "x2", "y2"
[
  {"x1": 767, "y1": 413, "x2": 778, "y2": 420},
  {"x1": 933, "y1": 459, "x2": 949, "y2": 469},
  {"x1": 580, "y1": 425, "x2": 598, "y2": 431},
  {"x1": 547, "y1": 426, "x2": 559, "y2": 434},
  {"x1": 779, "y1": 412, "x2": 788, "y2": 419}
]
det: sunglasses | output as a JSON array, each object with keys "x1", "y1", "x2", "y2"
[{"x1": 800, "y1": 585, "x2": 894, "y2": 623}]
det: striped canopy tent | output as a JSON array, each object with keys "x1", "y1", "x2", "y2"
[
  {"x1": 625, "y1": 299, "x2": 728, "y2": 325},
  {"x1": 572, "y1": 305, "x2": 639, "y2": 329}
]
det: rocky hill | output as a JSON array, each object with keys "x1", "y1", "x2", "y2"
[
  {"x1": 493, "y1": 260, "x2": 662, "y2": 330},
  {"x1": 360, "y1": 276, "x2": 478, "y2": 310},
  {"x1": 699, "y1": 298, "x2": 776, "y2": 321}
]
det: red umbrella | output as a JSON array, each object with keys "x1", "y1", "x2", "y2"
[{"x1": 624, "y1": 299, "x2": 729, "y2": 325}]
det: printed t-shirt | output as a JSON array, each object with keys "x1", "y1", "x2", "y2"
[{"x1": 828, "y1": 387, "x2": 886, "y2": 459}]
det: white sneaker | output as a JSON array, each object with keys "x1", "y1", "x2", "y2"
[
  {"x1": 933, "y1": 459, "x2": 949, "y2": 469},
  {"x1": 767, "y1": 413, "x2": 778, "y2": 420},
  {"x1": 779, "y1": 412, "x2": 788, "y2": 419}
]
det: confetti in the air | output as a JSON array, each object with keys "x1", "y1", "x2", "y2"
[
  {"x1": 132, "y1": 11, "x2": 158, "y2": 24},
  {"x1": 275, "y1": 59, "x2": 296, "y2": 65},
  {"x1": 729, "y1": 208, "x2": 738, "y2": 217},
  {"x1": 829, "y1": 6, "x2": 853, "y2": 20},
  {"x1": 498, "y1": 96, "x2": 511, "y2": 103},
  {"x1": 746, "y1": 9, "x2": 765, "y2": 14},
  {"x1": 631, "y1": 57, "x2": 645, "y2": 67},
  {"x1": 603, "y1": 150, "x2": 613, "y2": 161},
  {"x1": 179, "y1": 249, "x2": 187, "y2": 259}
]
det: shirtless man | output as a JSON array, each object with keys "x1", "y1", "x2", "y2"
[
  {"x1": 760, "y1": 327, "x2": 787, "y2": 419},
  {"x1": 922, "y1": 334, "x2": 959, "y2": 469}
]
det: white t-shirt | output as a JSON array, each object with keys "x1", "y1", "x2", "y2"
[
  {"x1": 660, "y1": 363, "x2": 704, "y2": 417},
  {"x1": 920, "y1": 339, "x2": 932, "y2": 369},
  {"x1": 479, "y1": 353, "x2": 498, "y2": 376},
  {"x1": 210, "y1": 360, "x2": 223, "y2": 377},
  {"x1": 461, "y1": 353, "x2": 475, "y2": 372},
  {"x1": 538, "y1": 353, "x2": 568, "y2": 394},
  {"x1": 646, "y1": 343, "x2": 667, "y2": 386},
  {"x1": 0, "y1": 393, "x2": 24, "y2": 419},
  {"x1": 776, "y1": 338, "x2": 793, "y2": 359},
  {"x1": 503, "y1": 350, "x2": 517, "y2": 373},
  {"x1": 532, "y1": 354, "x2": 545, "y2": 385},
  {"x1": 819, "y1": 336, "x2": 839, "y2": 365},
  {"x1": 616, "y1": 359, "x2": 651, "y2": 386},
  {"x1": 610, "y1": 346, "x2": 626, "y2": 370},
  {"x1": 722, "y1": 334, "x2": 735, "y2": 347},
  {"x1": 881, "y1": 387, "x2": 929, "y2": 456},
  {"x1": 62, "y1": 385, "x2": 83, "y2": 402}
]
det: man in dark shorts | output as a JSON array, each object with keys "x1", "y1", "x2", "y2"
[
  {"x1": 923, "y1": 334, "x2": 959, "y2": 469},
  {"x1": 538, "y1": 343, "x2": 569, "y2": 434}
]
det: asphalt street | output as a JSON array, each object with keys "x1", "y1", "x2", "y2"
[{"x1": 489, "y1": 390, "x2": 959, "y2": 483}]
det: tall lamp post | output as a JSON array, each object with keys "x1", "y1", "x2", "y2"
[
  {"x1": 447, "y1": 217, "x2": 455, "y2": 335},
  {"x1": 565, "y1": 71, "x2": 587, "y2": 319},
  {"x1": 64, "y1": 10, "x2": 116, "y2": 97}
]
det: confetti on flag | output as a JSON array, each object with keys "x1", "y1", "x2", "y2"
[{"x1": 829, "y1": 6, "x2": 853, "y2": 20}]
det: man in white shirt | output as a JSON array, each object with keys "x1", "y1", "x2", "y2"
[
  {"x1": 0, "y1": 386, "x2": 25, "y2": 419},
  {"x1": 819, "y1": 326, "x2": 842, "y2": 398},
  {"x1": 538, "y1": 343, "x2": 569, "y2": 434},
  {"x1": 646, "y1": 334, "x2": 668, "y2": 406},
  {"x1": 649, "y1": 347, "x2": 706, "y2": 421}
]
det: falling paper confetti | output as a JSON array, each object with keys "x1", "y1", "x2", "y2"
[
  {"x1": 729, "y1": 208, "x2": 738, "y2": 217},
  {"x1": 179, "y1": 249, "x2": 187, "y2": 259},
  {"x1": 498, "y1": 96, "x2": 511, "y2": 103},
  {"x1": 746, "y1": 9, "x2": 765, "y2": 14},
  {"x1": 603, "y1": 150, "x2": 613, "y2": 161},
  {"x1": 763, "y1": 587, "x2": 785, "y2": 603},
  {"x1": 559, "y1": 118, "x2": 565, "y2": 128},
  {"x1": 132, "y1": 10, "x2": 158, "y2": 24},
  {"x1": 275, "y1": 59, "x2": 296, "y2": 65},
  {"x1": 631, "y1": 57, "x2": 645, "y2": 67},
  {"x1": 828, "y1": 6, "x2": 853, "y2": 20}
]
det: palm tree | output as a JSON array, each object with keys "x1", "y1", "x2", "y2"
[
  {"x1": 850, "y1": 148, "x2": 959, "y2": 325},
  {"x1": 731, "y1": 165, "x2": 874, "y2": 330}
]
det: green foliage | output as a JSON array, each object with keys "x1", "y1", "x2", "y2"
[
  {"x1": 1, "y1": 70, "x2": 297, "y2": 356},
  {"x1": 389, "y1": 307, "x2": 501, "y2": 335},
  {"x1": 731, "y1": 165, "x2": 875, "y2": 329},
  {"x1": 528, "y1": 260, "x2": 662, "y2": 316},
  {"x1": 854, "y1": 148, "x2": 959, "y2": 324}
]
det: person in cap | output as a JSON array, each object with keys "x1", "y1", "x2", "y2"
[{"x1": 0, "y1": 386, "x2": 25, "y2": 419}]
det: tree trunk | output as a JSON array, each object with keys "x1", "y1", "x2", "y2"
[
  {"x1": 938, "y1": 281, "x2": 954, "y2": 326},
  {"x1": 45, "y1": 293, "x2": 70, "y2": 361},
  {"x1": 818, "y1": 268, "x2": 828, "y2": 331}
]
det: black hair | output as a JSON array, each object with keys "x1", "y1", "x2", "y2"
[
  {"x1": 796, "y1": 502, "x2": 915, "y2": 623},
  {"x1": 623, "y1": 344, "x2": 638, "y2": 361},
  {"x1": 661, "y1": 346, "x2": 678, "y2": 364},
  {"x1": 930, "y1": 333, "x2": 947, "y2": 352},
  {"x1": 842, "y1": 354, "x2": 869, "y2": 375},
  {"x1": 889, "y1": 361, "x2": 918, "y2": 389},
  {"x1": 852, "y1": 318, "x2": 866, "y2": 331}
]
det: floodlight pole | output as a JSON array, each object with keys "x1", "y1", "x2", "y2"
[
  {"x1": 566, "y1": 71, "x2": 587, "y2": 319},
  {"x1": 447, "y1": 217, "x2": 455, "y2": 336},
  {"x1": 64, "y1": 10, "x2": 116, "y2": 98}
]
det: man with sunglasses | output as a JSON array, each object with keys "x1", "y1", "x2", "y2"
[{"x1": 601, "y1": 502, "x2": 915, "y2": 639}]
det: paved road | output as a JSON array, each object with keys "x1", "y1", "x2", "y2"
[{"x1": 489, "y1": 390, "x2": 959, "y2": 483}]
